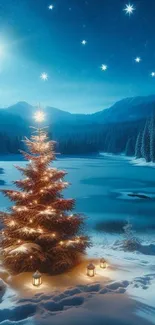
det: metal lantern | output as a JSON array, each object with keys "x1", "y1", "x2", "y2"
[
  {"x1": 87, "y1": 263, "x2": 95, "y2": 277},
  {"x1": 32, "y1": 270, "x2": 42, "y2": 287},
  {"x1": 100, "y1": 258, "x2": 106, "y2": 269}
]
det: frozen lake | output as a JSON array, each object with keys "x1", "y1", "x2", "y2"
[{"x1": 0, "y1": 154, "x2": 155, "y2": 236}]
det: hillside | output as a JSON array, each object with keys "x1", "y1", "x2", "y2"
[
  {"x1": 0, "y1": 95, "x2": 155, "y2": 156},
  {"x1": 2, "y1": 94, "x2": 155, "y2": 127}
]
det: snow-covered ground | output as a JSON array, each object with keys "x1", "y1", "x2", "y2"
[
  {"x1": 0, "y1": 155, "x2": 155, "y2": 324},
  {"x1": 0, "y1": 239, "x2": 155, "y2": 325},
  {"x1": 131, "y1": 158, "x2": 155, "y2": 168}
]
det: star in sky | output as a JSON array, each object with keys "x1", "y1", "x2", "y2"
[
  {"x1": 40, "y1": 73, "x2": 48, "y2": 81},
  {"x1": 151, "y1": 72, "x2": 155, "y2": 77},
  {"x1": 81, "y1": 40, "x2": 87, "y2": 45},
  {"x1": 48, "y1": 4, "x2": 54, "y2": 10},
  {"x1": 124, "y1": 4, "x2": 135, "y2": 16},
  {"x1": 101, "y1": 64, "x2": 108, "y2": 71},
  {"x1": 135, "y1": 57, "x2": 141, "y2": 63}
]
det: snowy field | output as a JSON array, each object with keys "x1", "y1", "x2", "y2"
[{"x1": 0, "y1": 154, "x2": 155, "y2": 324}]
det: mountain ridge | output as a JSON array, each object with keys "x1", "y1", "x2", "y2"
[{"x1": 1, "y1": 94, "x2": 155, "y2": 126}]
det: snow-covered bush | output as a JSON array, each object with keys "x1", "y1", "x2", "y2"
[{"x1": 122, "y1": 221, "x2": 141, "y2": 252}]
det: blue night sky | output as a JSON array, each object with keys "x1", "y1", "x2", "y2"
[{"x1": 0, "y1": 0, "x2": 155, "y2": 113}]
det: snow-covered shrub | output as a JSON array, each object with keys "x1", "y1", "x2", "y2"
[{"x1": 122, "y1": 221, "x2": 141, "y2": 252}]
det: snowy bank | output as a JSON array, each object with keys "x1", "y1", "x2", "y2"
[{"x1": 0, "y1": 253, "x2": 155, "y2": 325}]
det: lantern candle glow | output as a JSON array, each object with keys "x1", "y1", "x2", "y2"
[
  {"x1": 87, "y1": 263, "x2": 95, "y2": 277},
  {"x1": 100, "y1": 258, "x2": 106, "y2": 269},
  {"x1": 32, "y1": 270, "x2": 42, "y2": 287}
]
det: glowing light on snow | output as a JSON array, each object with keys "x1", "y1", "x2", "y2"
[
  {"x1": 48, "y1": 4, "x2": 54, "y2": 10},
  {"x1": 40, "y1": 72, "x2": 48, "y2": 81},
  {"x1": 135, "y1": 57, "x2": 141, "y2": 63},
  {"x1": 81, "y1": 40, "x2": 87, "y2": 45},
  {"x1": 151, "y1": 72, "x2": 155, "y2": 77},
  {"x1": 124, "y1": 4, "x2": 135, "y2": 15},
  {"x1": 101, "y1": 64, "x2": 108, "y2": 71},
  {"x1": 34, "y1": 111, "x2": 45, "y2": 123}
]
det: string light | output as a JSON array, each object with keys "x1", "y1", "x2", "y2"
[
  {"x1": 60, "y1": 241, "x2": 64, "y2": 246},
  {"x1": 38, "y1": 228, "x2": 43, "y2": 233},
  {"x1": 9, "y1": 220, "x2": 16, "y2": 226}
]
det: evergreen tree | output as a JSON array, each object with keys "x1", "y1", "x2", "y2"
[
  {"x1": 0, "y1": 110, "x2": 90, "y2": 274},
  {"x1": 123, "y1": 220, "x2": 141, "y2": 251},
  {"x1": 141, "y1": 119, "x2": 151, "y2": 162},
  {"x1": 125, "y1": 138, "x2": 132, "y2": 156},
  {"x1": 135, "y1": 131, "x2": 142, "y2": 159},
  {"x1": 125, "y1": 137, "x2": 135, "y2": 156}
]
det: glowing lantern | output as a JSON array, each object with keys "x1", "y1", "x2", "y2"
[
  {"x1": 100, "y1": 258, "x2": 107, "y2": 269},
  {"x1": 32, "y1": 270, "x2": 42, "y2": 287},
  {"x1": 87, "y1": 263, "x2": 95, "y2": 277}
]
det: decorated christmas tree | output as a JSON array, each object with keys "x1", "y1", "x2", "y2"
[{"x1": 0, "y1": 110, "x2": 90, "y2": 274}]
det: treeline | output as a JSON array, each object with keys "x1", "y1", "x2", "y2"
[
  {"x1": 0, "y1": 116, "x2": 155, "y2": 162},
  {"x1": 0, "y1": 134, "x2": 25, "y2": 154},
  {"x1": 135, "y1": 115, "x2": 155, "y2": 162}
]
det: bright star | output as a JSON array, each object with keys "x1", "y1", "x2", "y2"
[
  {"x1": 124, "y1": 4, "x2": 135, "y2": 16},
  {"x1": 81, "y1": 40, "x2": 87, "y2": 45},
  {"x1": 34, "y1": 111, "x2": 45, "y2": 123},
  {"x1": 48, "y1": 4, "x2": 54, "y2": 10},
  {"x1": 101, "y1": 64, "x2": 108, "y2": 71},
  {"x1": 135, "y1": 57, "x2": 141, "y2": 63},
  {"x1": 40, "y1": 73, "x2": 48, "y2": 81},
  {"x1": 151, "y1": 72, "x2": 155, "y2": 77}
]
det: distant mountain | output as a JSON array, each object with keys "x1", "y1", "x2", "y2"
[
  {"x1": 92, "y1": 95, "x2": 155, "y2": 123},
  {"x1": 0, "y1": 95, "x2": 155, "y2": 156},
  {"x1": 2, "y1": 95, "x2": 155, "y2": 127}
]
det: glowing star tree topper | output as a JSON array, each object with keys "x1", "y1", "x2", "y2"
[{"x1": 34, "y1": 111, "x2": 45, "y2": 123}]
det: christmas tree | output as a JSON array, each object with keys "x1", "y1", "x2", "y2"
[{"x1": 0, "y1": 110, "x2": 90, "y2": 274}]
